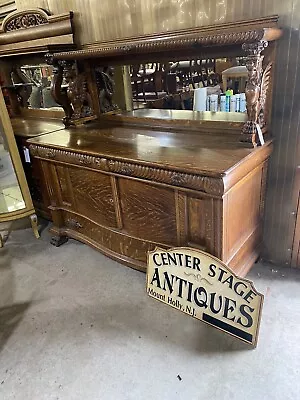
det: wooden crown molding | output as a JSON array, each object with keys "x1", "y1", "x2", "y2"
[
  {"x1": 0, "y1": 8, "x2": 75, "y2": 57},
  {"x1": 47, "y1": 15, "x2": 282, "y2": 143},
  {"x1": 52, "y1": 15, "x2": 282, "y2": 61}
]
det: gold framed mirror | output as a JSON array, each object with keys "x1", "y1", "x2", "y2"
[{"x1": 0, "y1": 87, "x2": 39, "y2": 246}]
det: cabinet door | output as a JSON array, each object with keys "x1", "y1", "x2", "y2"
[
  {"x1": 58, "y1": 166, "x2": 118, "y2": 228},
  {"x1": 118, "y1": 178, "x2": 177, "y2": 245},
  {"x1": 0, "y1": 88, "x2": 34, "y2": 222}
]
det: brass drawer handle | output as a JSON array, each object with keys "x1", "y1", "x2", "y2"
[
  {"x1": 45, "y1": 149, "x2": 56, "y2": 159},
  {"x1": 66, "y1": 218, "x2": 83, "y2": 230},
  {"x1": 170, "y1": 173, "x2": 185, "y2": 185},
  {"x1": 79, "y1": 156, "x2": 92, "y2": 165}
]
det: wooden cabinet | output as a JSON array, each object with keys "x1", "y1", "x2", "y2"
[
  {"x1": 24, "y1": 15, "x2": 281, "y2": 276},
  {"x1": 28, "y1": 122, "x2": 271, "y2": 276}
]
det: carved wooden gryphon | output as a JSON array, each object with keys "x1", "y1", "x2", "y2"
[
  {"x1": 47, "y1": 56, "x2": 94, "y2": 126},
  {"x1": 47, "y1": 57, "x2": 73, "y2": 126},
  {"x1": 242, "y1": 40, "x2": 273, "y2": 147},
  {"x1": 65, "y1": 63, "x2": 93, "y2": 121},
  {"x1": 47, "y1": 55, "x2": 117, "y2": 125}
]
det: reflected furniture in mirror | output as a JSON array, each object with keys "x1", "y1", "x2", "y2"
[
  {"x1": 0, "y1": 87, "x2": 39, "y2": 246},
  {"x1": 28, "y1": 16, "x2": 281, "y2": 277},
  {"x1": 0, "y1": 8, "x2": 75, "y2": 220},
  {"x1": 222, "y1": 65, "x2": 248, "y2": 93},
  {"x1": 130, "y1": 58, "x2": 234, "y2": 110}
]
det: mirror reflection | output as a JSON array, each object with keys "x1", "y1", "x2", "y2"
[
  {"x1": 0, "y1": 118, "x2": 25, "y2": 214},
  {"x1": 8, "y1": 59, "x2": 248, "y2": 122},
  {"x1": 129, "y1": 57, "x2": 248, "y2": 114},
  {"x1": 10, "y1": 64, "x2": 62, "y2": 109}
]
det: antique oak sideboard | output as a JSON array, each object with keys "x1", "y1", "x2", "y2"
[{"x1": 28, "y1": 16, "x2": 282, "y2": 277}]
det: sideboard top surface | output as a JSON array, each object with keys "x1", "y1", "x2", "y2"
[
  {"x1": 11, "y1": 117, "x2": 65, "y2": 138},
  {"x1": 103, "y1": 110, "x2": 246, "y2": 134},
  {"x1": 115, "y1": 109, "x2": 247, "y2": 123},
  {"x1": 27, "y1": 122, "x2": 271, "y2": 177}
]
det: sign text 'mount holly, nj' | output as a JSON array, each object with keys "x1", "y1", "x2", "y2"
[{"x1": 146, "y1": 247, "x2": 264, "y2": 347}]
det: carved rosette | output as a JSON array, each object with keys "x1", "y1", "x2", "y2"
[
  {"x1": 242, "y1": 40, "x2": 272, "y2": 147},
  {"x1": 29, "y1": 144, "x2": 224, "y2": 196},
  {"x1": 65, "y1": 218, "x2": 83, "y2": 230}
]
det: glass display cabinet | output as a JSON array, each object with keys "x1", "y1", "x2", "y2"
[{"x1": 0, "y1": 87, "x2": 39, "y2": 246}]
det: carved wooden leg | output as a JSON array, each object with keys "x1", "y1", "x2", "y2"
[
  {"x1": 50, "y1": 235, "x2": 68, "y2": 247},
  {"x1": 29, "y1": 213, "x2": 40, "y2": 239}
]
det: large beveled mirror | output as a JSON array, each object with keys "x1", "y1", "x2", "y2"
[
  {"x1": 103, "y1": 56, "x2": 249, "y2": 130},
  {"x1": 0, "y1": 87, "x2": 39, "y2": 246},
  {"x1": 128, "y1": 57, "x2": 248, "y2": 114}
]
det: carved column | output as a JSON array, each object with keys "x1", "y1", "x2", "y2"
[{"x1": 242, "y1": 40, "x2": 268, "y2": 147}]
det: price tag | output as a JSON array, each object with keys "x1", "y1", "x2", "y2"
[
  {"x1": 23, "y1": 147, "x2": 31, "y2": 163},
  {"x1": 256, "y1": 124, "x2": 265, "y2": 146}
]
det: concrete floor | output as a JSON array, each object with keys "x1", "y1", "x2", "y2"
[{"x1": 0, "y1": 223, "x2": 299, "y2": 400}]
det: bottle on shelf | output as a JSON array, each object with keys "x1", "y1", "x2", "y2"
[
  {"x1": 240, "y1": 93, "x2": 246, "y2": 112},
  {"x1": 225, "y1": 89, "x2": 233, "y2": 112}
]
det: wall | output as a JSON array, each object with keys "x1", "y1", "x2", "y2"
[
  {"x1": 14, "y1": 1, "x2": 287, "y2": 45},
  {"x1": 12, "y1": 0, "x2": 300, "y2": 267},
  {"x1": 0, "y1": 1, "x2": 16, "y2": 21}
]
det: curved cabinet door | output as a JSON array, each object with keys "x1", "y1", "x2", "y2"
[
  {"x1": 0, "y1": 87, "x2": 36, "y2": 224},
  {"x1": 0, "y1": 124, "x2": 26, "y2": 215}
]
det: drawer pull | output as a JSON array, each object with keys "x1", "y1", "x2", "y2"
[
  {"x1": 79, "y1": 157, "x2": 92, "y2": 165},
  {"x1": 66, "y1": 218, "x2": 83, "y2": 230},
  {"x1": 170, "y1": 173, "x2": 185, "y2": 185},
  {"x1": 45, "y1": 149, "x2": 56, "y2": 159}
]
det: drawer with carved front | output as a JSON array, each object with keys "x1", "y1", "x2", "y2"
[{"x1": 60, "y1": 210, "x2": 157, "y2": 267}]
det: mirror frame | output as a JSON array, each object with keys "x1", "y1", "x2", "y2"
[{"x1": 48, "y1": 15, "x2": 282, "y2": 145}]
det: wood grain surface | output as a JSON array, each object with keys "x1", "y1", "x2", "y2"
[
  {"x1": 11, "y1": 117, "x2": 64, "y2": 138},
  {"x1": 68, "y1": 167, "x2": 117, "y2": 228},
  {"x1": 27, "y1": 120, "x2": 259, "y2": 177},
  {"x1": 29, "y1": 115, "x2": 271, "y2": 276},
  {"x1": 12, "y1": 0, "x2": 300, "y2": 266},
  {"x1": 119, "y1": 178, "x2": 177, "y2": 245}
]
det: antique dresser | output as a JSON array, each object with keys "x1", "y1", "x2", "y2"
[{"x1": 27, "y1": 16, "x2": 282, "y2": 277}]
